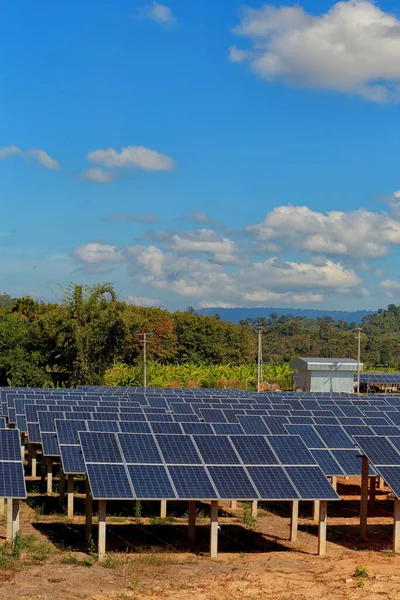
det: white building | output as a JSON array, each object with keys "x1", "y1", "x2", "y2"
[{"x1": 290, "y1": 357, "x2": 363, "y2": 393}]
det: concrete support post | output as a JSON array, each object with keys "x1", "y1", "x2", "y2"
[
  {"x1": 30, "y1": 444, "x2": 37, "y2": 478},
  {"x1": 85, "y1": 478, "x2": 93, "y2": 543},
  {"x1": 67, "y1": 474, "x2": 74, "y2": 517},
  {"x1": 160, "y1": 500, "x2": 167, "y2": 519},
  {"x1": 290, "y1": 500, "x2": 299, "y2": 542},
  {"x1": 98, "y1": 499, "x2": 106, "y2": 561},
  {"x1": 331, "y1": 476, "x2": 337, "y2": 492},
  {"x1": 313, "y1": 500, "x2": 320, "y2": 523},
  {"x1": 188, "y1": 501, "x2": 196, "y2": 546},
  {"x1": 6, "y1": 500, "x2": 12, "y2": 540},
  {"x1": 0, "y1": 498, "x2": 5, "y2": 516},
  {"x1": 11, "y1": 499, "x2": 19, "y2": 542},
  {"x1": 230, "y1": 501, "x2": 237, "y2": 510},
  {"x1": 251, "y1": 500, "x2": 258, "y2": 519},
  {"x1": 369, "y1": 476, "x2": 377, "y2": 512},
  {"x1": 46, "y1": 457, "x2": 53, "y2": 495},
  {"x1": 40, "y1": 456, "x2": 46, "y2": 492},
  {"x1": 20, "y1": 433, "x2": 25, "y2": 462},
  {"x1": 360, "y1": 456, "x2": 369, "y2": 541},
  {"x1": 318, "y1": 501, "x2": 328, "y2": 556},
  {"x1": 59, "y1": 470, "x2": 65, "y2": 509},
  {"x1": 394, "y1": 499, "x2": 400, "y2": 554},
  {"x1": 210, "y1": 501, "x2": 219, "y2": 558}
]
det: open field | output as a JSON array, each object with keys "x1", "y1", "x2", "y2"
[{"x1": 1, "y1": 479, "x2": 400, "y2": 600}]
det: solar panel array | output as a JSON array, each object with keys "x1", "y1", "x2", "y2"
[{"x1": 7, "y1": 384, "x2": 400, "y2": 503}]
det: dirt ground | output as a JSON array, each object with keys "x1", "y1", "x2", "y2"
[{"x1": 1, "y1": 478, "x2": 400, "y2": 600}]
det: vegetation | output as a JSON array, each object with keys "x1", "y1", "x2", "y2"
[{"x1": 1, "y1": 283, "x2": 400, "y2": 388}]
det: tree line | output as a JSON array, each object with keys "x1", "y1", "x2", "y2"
[{"x1": 0, "y1": 284, "x2": 399, "y2": 387}]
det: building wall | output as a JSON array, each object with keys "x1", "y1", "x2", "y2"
[{"x1": 297, "y1": 370, "x2": 355, "y2": 393}]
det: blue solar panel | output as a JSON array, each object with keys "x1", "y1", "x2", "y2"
[
  {"x1": 267, "y1": 435, "x2": 317, "y2": 465},
  {"x1": 353, "y1": 436, "x2": 400, "y2": 466},
  {"x1": 310, "y1": 450, "x2": 344, "y2": 476},
  {"x1": 150, "y1": 422, "x2": 183, "y2": 435},
  {"x1": 247, "y1": 466, "x2": 299, "y2": 499},
  {"x1": 127, "y1": 464, "x2": 176, "y2": 499},
  {"x1": 87, "y1": 420, "x2": 120, "y2": 433},
  {"x1": 181, "y1": 422, "x2": 214, "y2": 435},
  {"x1": 118, "y1": 433, "x2": 162, "y2": 464},
  {"x1": 27, "y1": 422, "x2": 41, "y2": 443},
  {"x1": 387, "y1": 413, "x2": 400, "y2": 426},
  {"x1": 0, "y1": 462, "x2": 26, "y2": 498},
  {"x1": 42, "y1": 433, "x2": 60, "y2": 456},
  {"x1": 87, "y1": 463, "x2": 133, "y2": 500},
  {"x1": 200, "y1": 409, "x2": 227, "y2": 423},
  {"x1": 207, "y1": 466, "x2": 259, "y2": 499},
  {"x1": 285, "y1": 466, "x2": 339, "y2": 500},
  {"x1": 0, "y1": 430, "x2": 22, "y2": 461},
  {"x1": 331, "y1": 450, "x2": 375, "y2": 476},
  {"x1": 156, "y1": 435, "x2": 201, "y2": 464},
  {"x1": 212, "y1": 423, "x2": 245, "y2": 435},
  {"x1": 173, "y1": 414, "x2": 200, "y2": 423},
  {"x1": 119, "y1": 412, "x2": 147, "y2": 422},
  {"x1": 230, "y1": 436, "x2": 279, "y2": 465},
  {"x1": 314, "y1": 425, "x2": 353, "y2": 449},
  {"x1": 238, "y1": 415, "x2": 270, "y2": 434},
  {"x1": 288, "y1": 416, "x2": 314, "y2": 425},
  {"x1": 342, "y1": 425, "x2": 373, "y2": 437},
  {"x1": 79, "y1": 432, "x2": 123, "y2": 463},
  {"x1": 55, "y1": 419, "x2": 87, "y2": 444},
  {"x1": 118, "y1": 421, "x2": 151, "y2": 433},
  {"x1": 167, "y1": 465, "x2": 218, "y2": 499},
  {"x1": 60, "y1": 445, "x2": 85, "y2": 474},
  {"x1": 172, "y1": 403, "x2": 194, "y2": 415},
  {"x1": 38, "y1": 411, "x2": 64, "y2": 432},
  {"x1": 375, "y1": 466, "x2": 400, "y2": 498},
  {"x1": 284, "y1": 425, "x2": 326, "y2": 449},
  {"x1": 193, "y1": 435, "x2": 240, "y2": 465},
  {"x1": 372, "y1": 426, "x2": 400, "y2": 436}
]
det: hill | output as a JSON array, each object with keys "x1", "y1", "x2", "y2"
[{"x1": 197, "y1": 307, "x2": 375, "y2": 324}]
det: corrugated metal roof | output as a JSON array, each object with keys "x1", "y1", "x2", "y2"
[{"x1": 290, "y1": 357, "x2": 363, "y2": 372}]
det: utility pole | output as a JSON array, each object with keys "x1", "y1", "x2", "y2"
[
  {"x1": 137, "y1": 332, "x2": 150, "y2": 389},
  {"x1": 257, "y1": 326, "x2": 263, "y2": 393},
  {"x1": 355, "y1": 327, "x2": 362, "y2": 395}
]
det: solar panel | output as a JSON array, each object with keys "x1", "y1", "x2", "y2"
[
  {"x1": 118, "y1": 433, "x2": 162, "y2": 464},
  {"x1": 284, "y1": 425, "x2": 326, "y2": 449},
  {"x1": 212, "y1": 423, "x2": 245, "y2": 435},
  {"x1": 200, "y1": 409, "x2": 227, "y2": 423},
  {"x1": 285, "y1": 466, "x2": 339, "y2": 500},
  {"x1": 375, "y1": 466, "x2": 400, "y2": 498},
  {"x1": 230, "y1": 436, "x2": 279, "y2": 465},
  {"x1": 181, "y1": 422, "x2": 214, "y2": 435},
  {"x1": 171, "y1": 403, "x2": 194, "y2": 415},
  {"x1": 331, "y1": 449, "x2": 375, "y2": 476},
  {"x1": 247, "y1": 466, "x2": 300, "y2": 499},
  {"x1": 86, "y1": 463, "x2": 133, "y2": 500},
  {"x1": 314, "y1": 425, "x2": 353, "y2": 449},
  {"x1": 127, "y1": 464, "x2": 176, "y2": 499},
  {"x1": 150, "y1": 422, "x2": 183, "y2": 435},
  {"x1": 0, "y1": 462, "x2": 26, "y2": 498},
  {"x1": 79, "y1": 432, "x2": 123, "y2": 463},
  {"x1": 353, "y1": 436, "x2": 400, "y2": 465},
  {"x1": 238, "y1": 416, "x2": 270, "y2": 434},
  {"x1": 55, "y1": 419, "x2": 88, "y2": 444},
  {"x1": 118, "y1": 421, "x2": 152, "y2": 434},
  {"x1": 0, "y1": 429, "x2": 22, "y2": 461},
  {"x1": 59, "y1": 445, "x2": 85, "y2": 474},
  {"x1": 87, "y1": 420, "x2": 120, "y2": 433},
  {"x1": 342, "y1": 425, "x2": 373, "y2": 437},
  {"x1": 173, "y1": 414, "x2": 200, "y2": 423},
  {"x1": 207, "y1": 466, "x2": 259, "y2": 499},
  {"x1": 262, "y1": 417, "x2": 288, "y2": 434},
  {"x1": 193, "y1": 435, "x2": 240, "y2": 465},
  {"x1": 267, "y1": 435, "x2": 317, "y2": 465},
  {"x1": 156, "y1": 435, "x2": 202, "y2": 465},
  {"x1": 42, "y1": 433, "x2": 60, "y2": 456},
  {"x1": 27, "y1": 422, "x2": 41, "y2": 443},
  {"x1": 167, "y1": 465, "x2": 218, "y2": 499},
  {"x1": 310, "y1": 450, "x2": 345, "y2": 476},
  {"x1": 372, "y1": 426, "x2": 400, "y2": 436}
]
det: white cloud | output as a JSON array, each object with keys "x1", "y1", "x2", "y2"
[
  {"x1": 166, "y1": 229, "x2": 240, "y2": 264},
  {"x1": 0, "y1": 145, "x2": 23, "y2": 159},
  {"x1": 379, "y1": 279, "x2": 400, "y2": 297},
  {"x1": 87, "y1": 145, "x2": 175, "y2": 171},
  {"x1": 127, "y1": 295, "x2": 160, "y2": 307},
  {"x1": 232, "y1": 1, "x2": 400, "y2": 102},
  {"x1": 228, "y1": 45, "x2": 250, "y2": 63},
  {"x1": 81, "y1": 167, "x2": 115, "y2": 184},
  {"x1": 138, "y1": 2, "x2": 177, "y2": 26},
  {"x1": 72, "y1": 242, "x2": 123, "y2": 264},
  {"x1": 28, "y1": 149, "x2": 60, "y2": 170},
  {"x1": 243, "y1": 291, "x2": 324, "y2": 304},
  {"x1": 198, "y1": 301, "x2": 239, "y2": 309},
  {"x1": 248, "y1": 205, "x2": 400, "y2": 259}
]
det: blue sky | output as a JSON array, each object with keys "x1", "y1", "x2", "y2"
[{"x1": 2, "y1": 0, "x2": 400, "y2": 310}]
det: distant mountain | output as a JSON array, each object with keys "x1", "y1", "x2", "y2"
[{"x1": 197, "y1": 307, "x2": 375, "y2": 324}]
